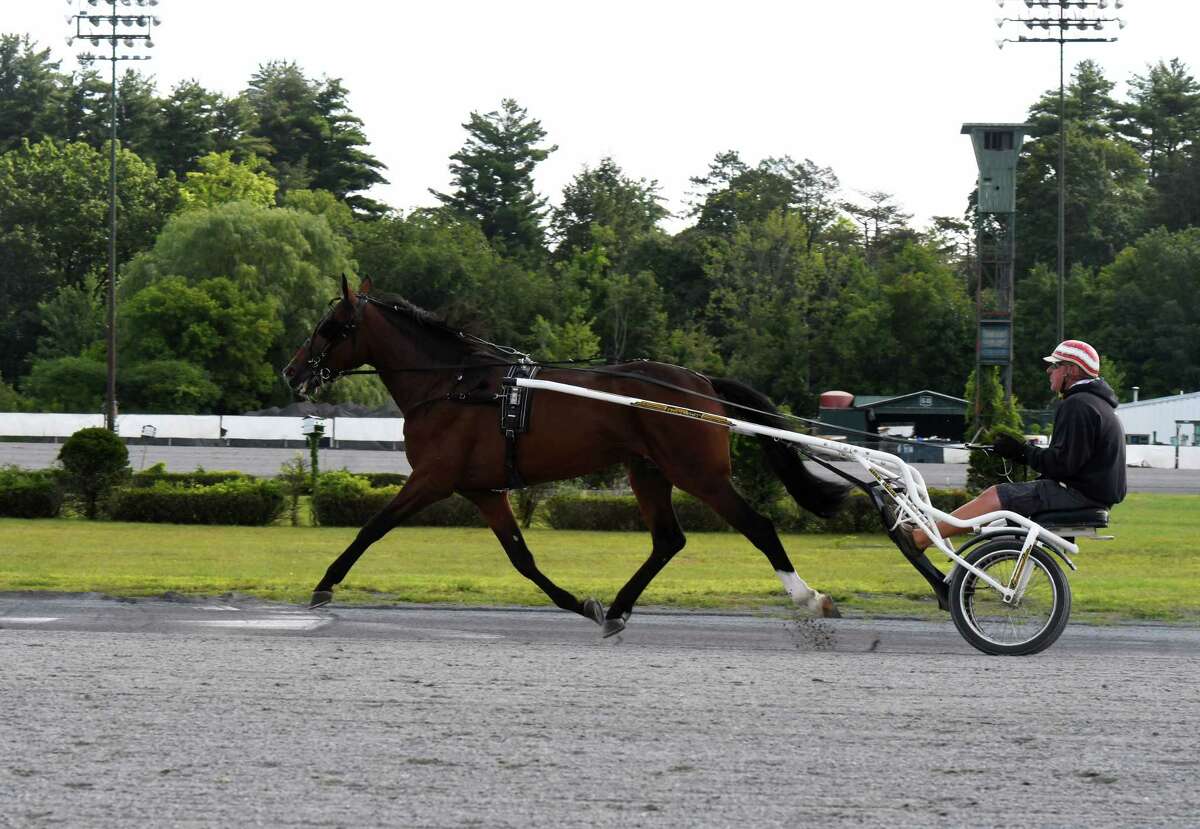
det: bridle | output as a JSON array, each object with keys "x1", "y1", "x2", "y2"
[{"x1": 302, "y1": 295, "x2": 366, "y2": 385}]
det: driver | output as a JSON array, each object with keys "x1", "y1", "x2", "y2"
[{"x1": 902, "y1": 339, "x2": 1126, "y2": 552}]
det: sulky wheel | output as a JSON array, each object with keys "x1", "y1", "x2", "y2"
[{"x1": 949, "y1": 538, "x2": 1072, "y2": 656}]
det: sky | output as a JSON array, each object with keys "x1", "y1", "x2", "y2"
[{"x1": 6, "y1": 0, "x2": 1196, "y2": 232}]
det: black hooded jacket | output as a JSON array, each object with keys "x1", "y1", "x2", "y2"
[{"x1": 1022, "y1": 378, "x2": 1127, "y2": 507}]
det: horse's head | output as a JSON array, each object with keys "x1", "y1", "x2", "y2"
[{"x1": 283, "y1": 274, "x2": 373, "y2": 400}]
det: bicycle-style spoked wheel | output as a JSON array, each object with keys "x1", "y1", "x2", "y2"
[{"x1": 949, "y1": 539, "x2": 1071, "y2": 656}]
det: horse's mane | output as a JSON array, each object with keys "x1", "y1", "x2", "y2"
[{"x1": 366, "y1": 291, "x2": 499, "y2": 361}]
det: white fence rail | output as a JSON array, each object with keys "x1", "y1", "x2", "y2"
[
  {"x1": 1125, "y1": 445, "x2": 1200, "y2": 470},
  {"x1": 0, "y1": 412, "x2": 404, "y2": 446}
]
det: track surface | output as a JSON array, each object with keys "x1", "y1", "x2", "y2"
[{"x1": 2, "y1": 594, "x2": 1197, "y2": 827}]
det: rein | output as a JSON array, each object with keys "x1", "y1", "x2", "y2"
[{"x1": 303, "y1": 293, "x2": 978, "y2": 451}]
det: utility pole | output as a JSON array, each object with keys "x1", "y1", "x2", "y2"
[
  {"x1": 67, "y1": 0, "x2": 161, "y2": 431},
  {"x1": 995, "y1": 0, "x2": 1126, "y2": 342}
]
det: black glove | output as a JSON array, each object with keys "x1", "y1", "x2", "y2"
[{"x1": 992, "y1": 433, "x2": 1027, "y2": 462}]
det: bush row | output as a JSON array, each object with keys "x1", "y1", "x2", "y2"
[
  {"x1": 0, "y1": 466, "x2": 63, "y2": 518},
  {"x1": 543, "y1": 488, "x2": 971, "y2": 533},
  {"x1": 129, "y1": 463, "x2": 249, "y2": 489},
  {"x1": 108, "y1": 479, "x2": 285, "y2": 525},
  {"x1": 310, "y1": 470, "x2": 483, "y2": 527}
]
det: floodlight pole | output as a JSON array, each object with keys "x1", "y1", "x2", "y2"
[
  {"x1": 996, "y1": 0, "x2": 1125, "y2": 343},
  {"x1": 68, "y1": 0, "x2": 160, "y2": 432}
]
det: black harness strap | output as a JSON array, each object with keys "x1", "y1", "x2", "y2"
[{"x1": 501, "y1": 361, "x2": 540, "y2": 490}]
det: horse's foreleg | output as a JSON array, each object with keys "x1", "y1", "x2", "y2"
[
  {"x1": 310, "y1": 476, "x2": 449, "y2": 608},
  {"x1": 684, "y1": 479, "x2": 839, "y2": 618},
  {"x1": 462, "y1": 490, "x2": 600, "y2": 623},
  {"x1": 603, "y1": 460, "x2": 687, "y2": 637}
]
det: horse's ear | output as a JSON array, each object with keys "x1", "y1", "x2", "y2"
[
  {"x1": 358, "y1": 276, "x2": 373, "y2": 295},
  {"x1": 340, "y1": 273, "x2": 354, "y2": 306}
]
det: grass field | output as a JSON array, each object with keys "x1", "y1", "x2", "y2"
[{"x1": 1, "y1": 493, "x2": 1198, "y2": 621}]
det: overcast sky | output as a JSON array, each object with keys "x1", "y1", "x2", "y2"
[{"x1": 7, "y1": 1, "x2": 1195, "y2": 231}]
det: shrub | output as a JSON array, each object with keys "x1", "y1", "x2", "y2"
[
  {"x1": 58, "y1": 427, "x2": 130, "y2": 518},
  {"x1": 0, "y1": 466, "x2": 63, "y2": 518},
  {"x1": 310, "y1": 471, "x2": 484, "y2": 527},
  {"x1": 543, "y1": 493, "x2": 644, "y2": 531},
  {"x1": 361, "y1": 472, "x2": 410, "y2": 488},
  {"x1": 130, "y1": 463, "x2": 249, "y2": 488},
  {"x1": 277, "y1": 455, "x2": 310, "y2": 527},
  {"x1": 311, "y1": 471, "x2": 388, "y2": 526},
  {"x1": 108, "y1": 478, "x2": 285, "y2": 525},
  {"x1": 542, "y1": 492, "x2": 729, "y2": 532},
  {"x1": 542, "y1": 486, "x2": 972, "y2": 534}
]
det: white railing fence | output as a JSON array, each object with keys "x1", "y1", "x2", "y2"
[{"x1": 0, "y1": 412, "x2": 404, "y2": 447}]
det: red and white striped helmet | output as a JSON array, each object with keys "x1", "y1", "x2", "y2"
[{"x1": 1043, "y1": 339, "x2": 1100, "y2": 377}]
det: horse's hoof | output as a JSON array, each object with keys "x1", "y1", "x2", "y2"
[
  {"x1": 601, "y1": 617, "x2": 626, "y2": 638},
  {"x1": 309, "y1": 590, "x2": 333, "y2": 609},
  {"x1": 818, "y1": 595, "x2": 841, "y2": 619},
  {"x1": 582, "y1": 597, "x2": 605, "y2": 625}
]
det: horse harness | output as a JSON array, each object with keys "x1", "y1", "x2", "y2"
[{"x1": 440, "y1": 361, "x2": 540, "y2": 489}]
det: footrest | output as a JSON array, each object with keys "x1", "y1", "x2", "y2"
[{"x1": 1030, "y1": 508, "x2": 1109, "y2": 529}]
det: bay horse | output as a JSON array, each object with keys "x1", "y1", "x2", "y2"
[{"x1": 283, "y1": 275, "x2": 848, "y2": 635}]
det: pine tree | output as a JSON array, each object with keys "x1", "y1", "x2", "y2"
[{"x1": 432, "y1": 98, "x2": 557, "y2": 258}]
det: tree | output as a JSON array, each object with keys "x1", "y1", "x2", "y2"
[
  {"x1": 32, "y1": 275, "x2": 104, "y2": 362},
  {"x1": 552, "y1": 157, "x2": 668, "y2": 263},
  {"x1": 244, "y1": 61, "x2": 387, "y2": 211},
  {"x1": 118, "y1": 202, "x2": 351, "y2": 379},
  {"x1": 0, "y1": 138, "x2": 178, "y2": 380},
  {"x1": 58, "y1": 426, "x2": 129, "y2": 519},
  {"x1": 1017, "y1": 61, "x2": 1151, "y2": 275},
  {"x1": 1117, "y1": 59, "x2": 1200, "y2": 180},
  {"x1": 120, "y1": 275, "x2": 282, "y2": 413},
  {"x1": 353, "y1": 209, "x2": 495, "y2": 314},
  {"x1": 432, "y1": 98, "x2": 557, "y2": 257},
  {"x1": 964, "y1": 367, "x2": 1029, "y2": 494},
  {"x1": 840, "y1": 190, "x2": 912, "y2": 256},
  {"x1": 21, "y1": 355, "x2": 107, "y2": 413},
  {"x1": 788, "y1": 158, "x2": 842, "y2": 251},
  {"x1": 1115, "y1": 59, "x2": 1200, "y2": 231},
  {"x1": 689, "y1": 151, "x2": 792, "y2": 236},
  {"x1": 178, "y1": 151, "x2": 278, "y2": 210},
  {"x1": 1094, "y1": 227, "x2": 1200, "y2": 399},
  {"x1": 121, "y1": 359, "x2": 221, "y2": 413},
  {"x1": 529, "y1": 309, "x2": 601, "y2": 362},
  {"x1": 0, "y1": 35, "x2": 65, "y2": 154},
  {"x1": 282, "y1": 189, "x2": 354, "y2": 237},
  {"x1": 703, "y1": 211, "x2": 820, "y2": 409},
  {"x1": 151, "y1": 80, "x2": 271, "y2": 179}
]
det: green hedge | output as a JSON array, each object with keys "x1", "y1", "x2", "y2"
[
  {"x1": 543, "y1": 487, "x2": 971, "y2": 533},
  {"x1": 311, "y1": 471, "x2": 483, "y2": 527},
  {"x1": 542, "y1": 492, "x2": 728, "y2": 532},
  {"x1": 108, "y1": 479, "x2": 285, "y2": 525},
  {"x1": 130, "y1": 464, "x2": 250, "y2": 489},
  {"x1": 0, "y1": 466, "x2": 63, "y2": 518}
]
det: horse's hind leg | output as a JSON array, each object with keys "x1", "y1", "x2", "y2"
[
  {"x1": 602, "y1": 459, "x2": 687, "y2": 637},
  {"x1": 462, "y1": 490, "x2": 602, "y2": 624},
  {"x1": 683, "y1": 479, "x2": 839, "y2": 618}
]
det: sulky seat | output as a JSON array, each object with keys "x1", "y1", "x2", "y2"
[{"x1": 1029, "y1": 508, "x2": 1111, "y2": 540}]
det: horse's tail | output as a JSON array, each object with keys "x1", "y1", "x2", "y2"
[{"x1": 708, "y1": 377, "x2": 848, "y2": 518}]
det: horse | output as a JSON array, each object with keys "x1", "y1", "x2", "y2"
[{"x1": 282, "y1": 275, "x2": 849, "y2": 635}]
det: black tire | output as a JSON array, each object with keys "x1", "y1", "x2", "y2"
[{"x1": 949, "y1": 538, "x2": 1071, "y2": 656}]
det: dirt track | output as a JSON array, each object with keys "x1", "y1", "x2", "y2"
[{"x1": 2, "y1": 596, "x2": 1197, "y2": 827}]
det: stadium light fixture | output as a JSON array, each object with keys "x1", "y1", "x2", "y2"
[
  {"x1": 67, "y1": 0, "x2": 162, "y2": 432},
  {"x1": 993, "y1": 0, "x2": 1126, "y2": 343}
]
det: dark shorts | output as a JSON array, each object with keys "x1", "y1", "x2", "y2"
[{"x1": 995, "y1": 479, "x2": 1105, "y2": 517}]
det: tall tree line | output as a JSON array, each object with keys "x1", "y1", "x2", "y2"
[{"x1": 2, "y1": 31, "x2": 1198, "y2": 421}]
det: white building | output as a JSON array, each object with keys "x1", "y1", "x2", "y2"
[{"x1": 1116, "y1": 391, "x2": 1200, "y2": 446}]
